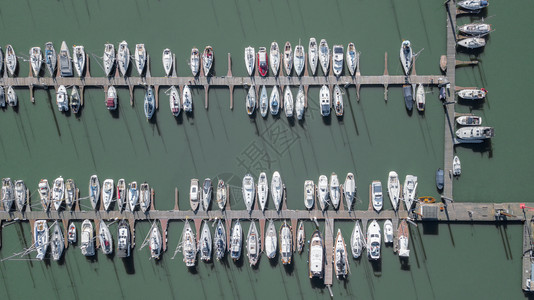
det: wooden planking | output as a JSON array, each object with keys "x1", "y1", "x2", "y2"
[{"x1": 324, "y1": 218, "x2": 334, "y2": 286}]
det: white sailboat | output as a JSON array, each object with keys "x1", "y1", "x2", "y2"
[
  {"x1": 308, "y1": 38, "x2": 318, "y2": 75},
  {"x1": 416, "y1": 84, "x2": 425, "y2": 112},
  {"x1": 247, "y1": 221, "x2": 260, "y2": 266},
  {"x1": 200, "y1": 221, "x2": 212, "y2": 262},
  {"x1": 244, "y1": 46, "x2": 255, "y2": 76},
  {"x1": 230, "y1": 220, "x2": 242, "y2": 261},
  {"x1": 117, "y1": 41, "x2": 130, "y2": 76},
  {"x1": 52, "y1": 176, "x2": 65, "y2": 211},
  {"x1": 260, "y1": 85, "x2": 269, "y2": 117},
  {"x1": 162, "y1": 48, "x2": 173, "y2": 76},
  {"x1": 183, "y1": 85, "x2": 193, "y2": 113},
  {"x1": 269, "y1": 42, "x2": 280, "y2": 76},
  {"x1": 246, "y1": 85, "x2": 256, "y2": 115},
  {"x1": 190, "y1": 48, "x2": 200, "y2": 76},
  {"x1": 387, "y1": 171, "x2": 400, "y2": 211},
  {"x1": 403, "y1": 175, "x2": 418, "y2": 210},
  {"x1": 318, "y1": 39, "x2": 330, "y2": 75},
  {"x1": 56, "y1": 85, "x2": 69, "y2": 111},
  {"x1": 89, "y1": 175, "x2": 100, "y2": 210},
  {"x1": 128, "y1": 181, "x2": 139, "y2": 211},
  {"x1": 103, "y1": 43, "x2": 116, "y2": 76},
  {"x1": 284, "y1": 86, "x2": 294, "y2": 118},
  {"x1": 81, "y1": 219, "x2": 95, "y2": 256},
  {"x1": 99, "y1": 220, "x2": 113, "y2": 255},
  {"x1": 330, "y1": 173, "x2": 340, "y2": 210},
  {"x1": 216, "y1": 180, "x2": 227, "y2": 210},
  {"x1": 182, "y1": 221, "x2": 197, "y2": 266},
  {"x1": 350, "y1": 221, "x2": 364, "y2": 259},
  {"x1": 34, "y1": 220, "x2": 49, "y2": 260},
  {"x1": 29, "y1": 47, "x2": 43, "y2": 77},
  {"x1": 280, "y1": 221, "x2": 292, "y2": 265},
  {"x1": 270, "y1": 86, "x2": 280, "y2": 115},
  {"x1": 334, "y1": 229, "x2": 348, "y2": 279},
  {"x1": 400, "y1": 40, "x2": 413, "y2": 75},
  {"x1": 318, "y1": 175, "x2": 329, "y2": 211},
  {"x1": 257, "y1": 172, "x2": 269, "y2": 211},
  {"x1": 333, "y1": 85, "x2": 343, "y2": 116},
  {"x1": 295, "y1": 86, "x2": 305, "y2": 120},
  {"x1": 102, "y1": 179, "x2": 114, "y2": 211},
  {"x1": 149, "y1": 224, "x2": 162, "y2": 260},
  {"x1": 135, "y1": 44, "x2": 146, "y2": 76},
  {"x1": 265, "y1": 220, "x2": 277, "y2": 259},
  {"x1": 283, "y1": 41, "x2": 292, "y2": 76},
  {"x1": 242, "y1": 174, "x2": 255, "y2": 212},
  {"x1": 214, "y1": 219, "x2": 226, "y2": 260},
  {"x1": 346, "y1": 42, "x2": 357, "y2": 76},
  {"x1": 343, "y1": 173, "x2": 356, "y2": 211},
  {"x1": 51, "y1": 222, "x2": 64, "y2": 261},
  {"x1": 73, "y1": 45, "x2": 85, "y2": 77},
  {"x1": 169, "y1": 86, "x2": 181, "y2": 116},
  {"x1": 271, "y1": 171, "x2": 283, "y2": 211},
  {"x1": 293, "y1": 43, "x2": 305, "y2": 76},
  {"x1": 304, "y1": 180, "x2": 315, "y2": 210}
]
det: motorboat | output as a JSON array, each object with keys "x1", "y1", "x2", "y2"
[
  {"x1": 332, "y1": 45, "x2": 344, "y2": 77},
  {"x1": 403, "y1": 84, "x2": 413, "y2": 111},
  {"x1": 56, "y1": 85, "x2": 69, "y2": 111},
  {"x1": 38, "y1": 179, "x2": 50, "y2": 211},
  {"x1": 70, "y1": 86, "x2": 81, "y2": 113},
  {"x1": 6, "y1": 86, "x2": 16, "y2": 107},
  {"x1": 371, "y1": 180, "x2": 383, "y2": 212},
  {"x1": 244, "y1": 46, "x2": 255, "y2": 76},
  {"x1": 162, "y1": 48, "x2": 173, "y2": 76},
  {"x1": 400, "y1": 41, "x2": 413, "y2": 75},
  {"x1": 265, "y1": 220, "x2": 277, "y2": 259},
  {"x1": 30, "y1": 47, "x2": 43, "y2": 76},
  {"x1": 455, "y1": 126, "x2": 494, "y2": 140},
  {"x1": 34, "y1": 220, "x2": 49, "y2": 260},
  {"x1": 330, "y1": 173, "x2": 340, "y2": 210},
  {"x1": 284, "y1": 86, "x2": 294, "y2": 118},
  {"x1": 200, "y1": 221, "x2": 212, "y2": 262},
  {"x1": 384, "y1": 220, "x2": 393, "y2": 244},
  {"x1": 0, "y1": 86, "x2": 4, "y2": 108},
  {"x1": 457, "y1": 88, "x2": 487, "y2": 100},
  {"x1": 346, "y1": 42, "x2": 357, "y2": 76},
  {"x1": 334, "y1": 229, "x2": 348, "y2": 279},
  {"x1": 183, "y1": 85, "x2": 193, "y2": 113},
  {"x1": 247, "y1": 221, "x2": 260, "y2": 266},
  {"x1": 246, "y1": 85, "x2": 256, "y2": 115},
  {"x1": 242, "y1": 174, "x2": 255, "y2": 212},
  {"x1": 102, "y1": 179, "x2": 114, "y2": 211},
  {"x1": 280, "y1": 221, "x2": 292, "y2": 265},
  {"x1": 216, "y1": 179, "x2": 227, "y2": 210},
  {"x1": 271, "y1": 171, "x2": 283, "y2": 211},
  {"x1": 45, "y1": 42, "x2": 57, "y2": 76},
  {"x1": 182, "y1": 221, "x2": 197, "y2": 267},
  {"x1": 398, "y1": 219, "x2": 410, "y2": 258},
  {"x1": 270, "y1": 42, "x2": 280, "y2": 76},
  {"x1": 283, "y1": 41, "x2": 292, "y2": 76},
  {"x1": 230, "y1": 220, "x2": 242, "y2": 261},
  {"x1": 456, "y1": 115, "x2": 482, "y2": 126},
  {"x1": 81, "y1": 219, "x2": 95, "y2": 256},
  {"x1": 144, "y1": 86, "x2": 155, "y2": 120},
  {"x1": 295, "y1": 86, "x2": 305, "y2": 120},
  {"x1": 318, "y1": 39, "x2": 330, "y2": 75},
  {"x1": 202, "y1": 46, "x2": 214, "y2": 76},
  {"x1": 367, "y1": 220, "x2": 381, "y2": 260},
  {"x1": 260, "y1": 85, "x2": 269, "y2": 117},
  {"x1": 318, "y1": 175, "x2": 329, "y2": 211},
  {"x1": 202, "y1": 178, "x2": 212, "y2": 211},
  {"x1": 457, "y1": 0, "x2": 489, "y2": 10},
  {"x1": 453, "y1": 156, "x2": 462, "y2": 176},
  {"x1": 257, "y1": 172, "x2": 269, "y2": 211},
  {"x1": 128, "y1": 181, "x2": 139, "y2": 211},
  {"x1": 5, "y1": 45, "x2": 17, "y2": 76},
  {"x1": 304, "y1": 180, "x2": 315, "y2": 210},
  {"x1": 308, "y1": 230, "x2": 323, "y2": 278},
  {"x1": 257, "y1": 47, "x2": 268, "y2": 77},
  {"x1": 190, "y1": 178, "x2": 200, "y2": 211},
  {"x1": 270, "y1": 86, "x2": 280, "y2": 115},
  {"x1": 65, "y1": 179, "x2": 76, "y2": 211},
  {"x1": 351, "y1": 221, "x2": 364, "y2": 259},
  {"x1": 117, "y1": 220, "x2": 131, "y2": 258},
  {"x1": 457, "y1": 37, "x2": 486, "y2": 49},
  {"x1": 416, "y1": 84, "x2": 425, "y2": 112},
  {"x1": 190, "y1": 47, "x2": 200, "y2": 76},
  {"x1": 297, "y1": 221, "x2": 305, "y2": 254},
  {"x1": 294, "y1": 43, "x2": 305, "y2": 76},
  {"x1": 436, "y1": 168, "x2": 445, "y2": 190},
  {"x1": 458, "y1": 23, "x2": 491, "y2": 36},
  {"x1": 308, "y1": 38, "x2": 318, "y2": 75},
  {"x1": 387, "y1": 171, "x2": 400, "y2": 211},
  {"x1": 139, "y1": 182, "x2": 151, "y2": 212},
  {"x1": 333, "y1": 85, "x2": 343, "y2": 116},
  {"x1": 50, "y1": 224, "x2": 65, "y2": 261},
  {"x1": 73, "y1": 45, "x2": 85, "y2": 77},
  {"x1": 103, "y1": 43, "x2": 115, "y2": 76},
  {"x1": 403, "y1": 175, "x2": 418, "y2": 210},
  {"x1": 1, "y1": 178, "x2": 13, "y2": 211},
  {"x1": 14, "y1": 180, "x2": 26, "y2": 212},
  {"x1": 99, "y1": 220, "x2": 113, "y2": 255},
  {"x1": 214, "y1": 219, "x2": 226, "y2": 260},
  {"x1": 344, "y1": 173, "x2": 356, "y2": 211},
  {"x1": 52, "y1": 176, "x2": 65, "y2": 211},
  {"x1": 106, "y1": 86, "x2": 117, "y2": 110},
  {"x1": 169, "y1": 86, "x2": 181, "y2": 116},
  {"x1": 135, "y1": 44, "x2": 146, "y2": 76},
  {"x1": 117, "y1": 41, "x2": 130, "y2": 76},
  {"x1": 59, "y1": 41, "x2": 73, "y2": 77},
  {"x1": 320, "y1": 85, "x2": 331, "y2": 117},
  {"x1": 68, "y1": 222, "x2": 76, "y2": 244},
  {"x1": 149, "y1": 224, "x2": 162, "y2": 260}
]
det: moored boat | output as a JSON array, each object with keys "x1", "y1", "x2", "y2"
[
  {"x1": 457, "y1": 88, "x2": 487, "y2": 100},
  {"x1": 257, "y1": 47, "x2": 268, "y2": 77},
  {"x1": 343, "y1": 173, "x2": 356, "y2": 211},
  {"x1": 351, "y1": 220, "x2": 364, "y2": 259},
  {"x1": 216, "y1": 179, "x2": 227, "y2": 210},
  {"x1": 371, "y1": 180, "x2": 383, "y2": 212},
  {"x1": 457, "y1": 0, "x2": 489, "y2": 10},
  {"x1": 270, "y1": 86, "x2": 280, "y2": 115},
  {"x1": 68, "y1": 222, "x2": 76, "y2": 244},
  {"x1": 265, "y1": 220, "x2": 277, "y2": 259},
  {"x1": 182, "y1": 85, "x2": 193, "y2": 113},
  {"x1": 70, "y1": 86, "x2": 81, "y2": 113},
  {"x1": 73, "y1": 45, "x2": 85, "y2": 77},
  {"x1": 117, "y1": 220, "x2": 131, "y2": 258},
  {"x1": 182, "y1": 220, "x2": 197, "y2": 267},
  {"x1": 398, "y1": 219, "x2": 410, "y2": 258},
  {"x1": 45, "y1": 42, "x2": 57, "y2": 77},
  {"x1": 367, "y1": 220, "x2": 381, "y2": 260},
  {"x1": 436, "y1": 168, "x2": 445, "y2": 190},
  {"x1": 34, "y1": 220, "x2": 49, "y2": 260},
  {"x1": 309, "y1": 230, "x2": 323, "y2": 278},
  {"x1": 244, "y1": 46, "x2": 255, "y2": 76},
  {"x1": 190, "y1": 178, "x2": 200, "y2": 212},
  {"x1": 81, "y1": 219, "x2": 95, "y2": 256},
  {"x1": 295, "y1": 86, "x2": 305, "y2": 120},
  {"x1": 0, "y1": 86, "x2": 4, "y2": 107},
  {"x1": 332, "y1": 45, "x2": 344, "y2": 77},
  {"x1": 242, "y1": 174, "x2": 255, "y2": 212},
  {"x1": 297, "y1": 221, "x2": 305, "y2": 254},
  {"x1": 169, "y1": 86, "x2": 181, "y2": 116},
  {"x1": 346, "y1": 42, "x2": 357, "y2": 76},
  {"x1": 117, "y1": 41, "x2": 130, "y2": 76},
  {"x1": 102, "y1": 179, "x2": 114, "y2": 211},
  {"x1": 280, "y1": 221, "x2": 292, "y2": 265},
  {"x1": 201, "y1": 178, "x2": 212, "y2": 211},
  {"x1": 455, "y1": 126, "x2": 494, "y2": 140},
  {"x1": 99, "y1": 220, "x2": 113, "y2": 255},
  {"x1": 416, "y1": 84, "x2": 425, "y2": 112},
  {"x1": 457, "y1": 37, "x2": 486, "y2": 49},
  {"x1": 128, "y1": 181, "x2": 139, "y2": 211},
  {"x1": 135, "y1": 44, "x2": 146, "y2": 76},
  {"x1": 318, "y1": 175, "x2": 329, "y2": 211},
  {"x1": 139, "y1": 182, "x2": 151, "y2": 212},
  {"x1": 320, "y1": 85, "x2": 331, "y2": 117},
  {"x1": 38, "y1": 179, "x2": 50, "y2": 211},
  {"x1": 330, "y1": 173, "x2": 340, "y2": 210},
  {"x1": 284, "y1": 86, "x2": 294, "y2": 118},
  {"x1": 230, "y1": 220, "x2": 242, "y2": 261},
  {"x1": 48, "y1": 224, "x2": 63, "y2": 262},
  {"x1": 5, "y1": 45, "x2": 17, "y2": 76},
  {"x1": 2, "y1": 178, "x2": 14, "y2": 211},
  {"x1": 56, "y1": 85, "x2": 68, "y2": 111},
  {"x1": 106, "y1": 86, "x2": 117, "y2": 110},
  {"x1": 246, "y1": 85, "x2": 256, "y2": 116},
  {"x1": 257, "y1": 172, "x2": 269, "y2": 211},
  {"x1": 6, "y1": 86, "x2": 16, "y2": 107},
  {"x1": 162, "y1": 48, "x2": 173, "y2": 76},
  {"x1": 65, "y1": 179, "x2": 76, "y2": 211},
  {"x1": 334, "y1": 228, "x2": 348, "y2": 278},
  {"x1": 308, "y1": 38, "x2": 318, "y2": 75},
  {"x1": 247, "y1": 221, "x2": 260, "y2": 266},
  {"x1": 59, "y1": 41, "x2": 73, "y2": 77},
  {"x1": 456, "y1": 115, "x2": 482, "y2": 126},
  {"x1": 144, "y1": 86, "x2": 155, "y2": 120},
  {"x1": 200, "y1": 221, "x2": 212, "y2": 262},
  {"x1": 294, "y1": 43, "x2": 305, "y2": 76},
  {"x1": 269, "y1": 42, "x2": 280, "y2": 76},
  {"x1": 214, "y1": 219, "x2": 226, "y2": 260},
  {"x1": 318, "y1": 39, "x2": 330, "y2": 75},
  {"x1": 283, "y1": 41, "x2": 293, "y2": 76},
  {"x1": 458, "y1": 23, "x2": 491, "y2": 36},
  {"x1": 403, "y1": 175, "x2": 418, "y2": 210},
  {"x1": 304, "y1": 180, "x2": 315, "y2": 210},
  {"x1": 52, "y1": 176, "x2": 65, "y2": 211},
  {"x1": 103, "y1": 43, "x2": 116, "y2": 76},
  {"x1": 384, "y1": 220, "x2": 393, "y2": 244},
  {"x1": 271, "y1": 171, "x2": 283, "y2": 211},
  {"x1": 116, "y1": 179, "x2": 126, "y2": 211},
  {"x1": 260, "y1": 85, "x2": 269, "y2": 117},
  {"x1": 190, "y1": 47, "x2": 200, "y2": 76},
  {"x1": 14, "y1": 180, "x2": 26, "y2": 212},
  {"x1": 149, "y1": 224, "x2": 162, "y2": 260},
  {"x1": 30, "y1": 47, "x2": 43, "y2": 77},
  {"x1": 387, "y1": 171, "x2": 400, "y2": 211},
  {"x1": 453, "y1": 156, "x2": 462, "y2": 176},
  {"x1": 202, "y1": 46, "x2": 214, "y2": 76},
  {"x1": 400, "y1": 40, "x2": 413, "y2": 75},
  {"x1": 333, "y1": 85, "x2": 343, "y2": 116},
  {"x1": 403, "y1": 84, "x2": 413, "y2": 111}
]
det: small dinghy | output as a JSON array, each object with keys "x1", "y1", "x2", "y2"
[
  {"x1": 68, "y1": 222, "x2": 77, "y2": 244},
  {"x1": 265, "y1": 220, "x2": 277, "y2": 259},
  {"x1": 453, "y1": 156, "x2": 462, "y2": 176},
  {"x1": 247, "y1": 221, "x2": 260, "y2": 266}
]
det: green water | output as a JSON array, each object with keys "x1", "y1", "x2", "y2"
[{"x1": 0, "y1": 0, "x2": 532, "y2": 298}]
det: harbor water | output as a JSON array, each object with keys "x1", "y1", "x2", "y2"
[{"x1": 0, "y1": 0, "x2": 533, "y2": 298}]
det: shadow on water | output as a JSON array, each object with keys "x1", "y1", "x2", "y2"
[
  {"x1": 122, "y1": 253, "x2": 136, "y2": 274},
  {"x1": 268, "y1": 253, "x2": 279, "y2": 268},
  {"x1": 399, "y1": 257, "x2": 410, "y2": 271},
  {"x1": 458, "y1": 139, "x2": 493, "y2": 157},
  {"x1": 422, "y1": 221, "x2": 438, "y2": 235},
  {"x1": 321, "y1": 114, "x2": 331, "y2": 126},
  {"x1": 282, "y1": 260, "x2": 294, "y2": 275},
  {"x1": 370, "y1": 259, "x2": 382, "y2": 275},
  {"x1": 309, "y1": 276, "x2": 325, "y2": 290},
  {"x1": 496, "y1": 223, "x2": 513, "y2": 260}
]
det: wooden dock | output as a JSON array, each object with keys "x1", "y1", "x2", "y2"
[
  {"x1": 323, "y1": 218, "x2": 334, "y2": 286},
  {"x1": 523, "y1": 219, "x2": 533, "y2": 292}
]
